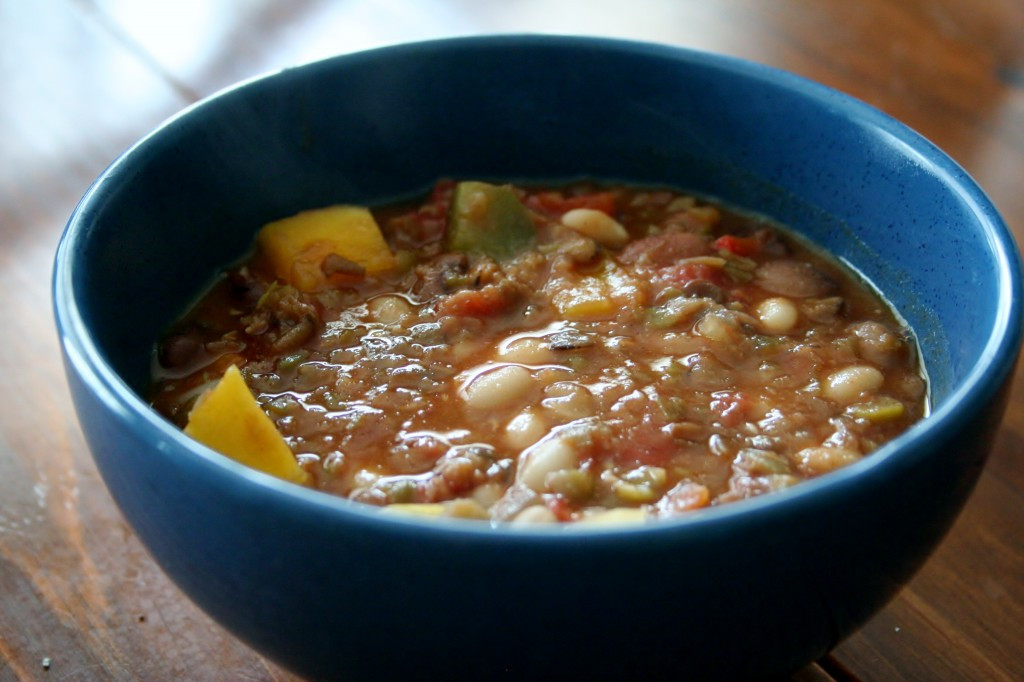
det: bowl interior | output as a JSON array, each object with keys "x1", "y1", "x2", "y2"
[{"x1": 62, "y1": 36, "x2": 1017, "y2": 474}]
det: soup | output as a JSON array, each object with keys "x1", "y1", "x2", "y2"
[{"x1": 151, "y1": 180, "x2": 927, "y2": 525}]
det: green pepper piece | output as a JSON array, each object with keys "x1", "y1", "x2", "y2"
[{"x1": 446, "y1": 181, "x2": 536, "y2": 261}]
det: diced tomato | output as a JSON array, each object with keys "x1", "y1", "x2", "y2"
[
  {"x1": 528, "y1": 191, "x2": 618, "y2": 217},
  {"x1": 710, "y1": 391, "x2": 750, "y2": 428},
  {"x1": 617, "y1": 422, "x2": 677, "y2": 468},
  {"x1": 436, "y1": 286, "x2": 507, "y2": 317},
  {"x1": 545, "y1": 495, "x2": 575, "y2": 522},
  {"x1": 654, "y1": 482, "x2": 711, "y2": 516},
  {"x1": 713, "y1": 235, "x2": 760, "y2": 257}
]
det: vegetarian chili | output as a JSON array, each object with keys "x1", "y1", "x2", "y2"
[{"x1": 151, "y1": 180, "x2": 927, "y2": 525}]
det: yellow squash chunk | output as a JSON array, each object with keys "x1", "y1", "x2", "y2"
[
  {"x1": 600, "y1": 260, "x2": 647, "y2": 308},
  {"x1": 578, "y1": 508, "x2": 648, "y2": 526},
  {"x1": 551, "y1": 260, "x2": 646, "y2": 321},
  {"x1": 185, "y1": 365, "x2": 309, "y2": 484},
  {"x1": 382, "y1": 503, "x2": 446, "y2": 517},
  {"x1": 258, "y1": 205, "x2": 396, "y2": 291},
  {"x1": 848, "y1": 396, "x2": 906, "y2": 423},
  {"x1": 553, "y1": 277, "x2": 615, "y2": 320}
]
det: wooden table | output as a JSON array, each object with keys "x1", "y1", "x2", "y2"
[{"x1": 2, "y1": 1, "x2": 1021, "y2": 679}]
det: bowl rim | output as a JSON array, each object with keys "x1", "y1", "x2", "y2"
[{"x1": 52, "y1": 34, "x2": 1024, "y2": 541}]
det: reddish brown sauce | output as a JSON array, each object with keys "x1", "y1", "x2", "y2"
[{"x1": 151, "y1": 181, "x2": 927, "y2": 525}]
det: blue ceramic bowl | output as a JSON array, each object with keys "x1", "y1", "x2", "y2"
[{"x1": 54, "y1": 36, "x2": 1021, "y2": 680}]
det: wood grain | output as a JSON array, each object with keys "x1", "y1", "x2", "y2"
[{"x1": 1, "y1": 1, "x2": 1021, "y2": 680}]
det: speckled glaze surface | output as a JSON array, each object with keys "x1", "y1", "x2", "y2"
[{"x1": 53, "y1": 37, "x2": 1021, "y2": 680}]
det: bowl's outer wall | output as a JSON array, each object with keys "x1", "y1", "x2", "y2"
[
  {"x1": 63, "y1": 357, "x2": 1009, "y2": 680},
  {"x1": 57, "y1": 37, "x2": 1022, "y2": 680}
]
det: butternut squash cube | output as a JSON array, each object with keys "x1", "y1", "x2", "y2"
[
  {"x1": 185, "y1": 365, "x2": 309, "y2": 484},
  {"x1": 258, "y1": 205, "x2": 396, "y2": 291}
]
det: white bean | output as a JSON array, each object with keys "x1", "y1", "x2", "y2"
[
  {"x1": 756, "y1": 297, "x2": 798, "y2": 334},
  {"x1": 505, "y1": 409, "x2": 548, "y2": 450},
  {"x1": 696, "y1": 313, "x2": 735, "y2": 342},
  {"x1": 824, "y1": 365, "x2": 884, "y2": 404},
  {"x1": 472, "y1": 482, "x2": 506, "y2": 509},
  {"x1": 794, "y1": 446, "x2": 861, "y2": 476},
  {"x1": 516, "y1": 437, "x2": 578, "y2": 491},
  {"x1": 561, "y1": 208, "x2": 629, "y2": 248},
  {"x1": 541, "y1": 382, "x2": 596, "y2": 421},
  {"x1": 367, "y1": 295, "x2": 413, "y2": 325},
  {"x1": 510, "y1": 505, "x2": 558, "y2": 524},
  {"x1": 462, "y1": 364, "x2": 534, "y2": 410},
  {"x1": 497, "y1": 337, "x2": 555, "y2": 365}
]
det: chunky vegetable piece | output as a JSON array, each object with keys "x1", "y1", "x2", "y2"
[
  {"x1": 184, "y1": 365, "x2": 310, "y2": 484},
  {"x1": 446, "y1": 181, "x2": 536, "y2": 261},
  {"x1": 152, "y1": 181, "x2": 928, "y2": 525},
  {"x1": 258, "y1": 205, "x2": 395, "y2": 291}
]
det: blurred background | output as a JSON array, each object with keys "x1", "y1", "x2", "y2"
[{"x1": 2, "y1": 1, "x2": 1022, "y2": 680}]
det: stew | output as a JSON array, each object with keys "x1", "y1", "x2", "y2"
[{"x1": 151, "y1": 180, "x2": 927, "y2": 525}]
